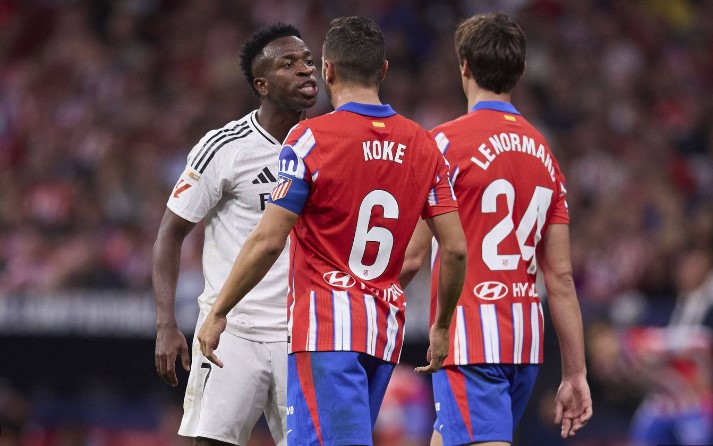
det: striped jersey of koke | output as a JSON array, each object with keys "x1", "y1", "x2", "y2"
[
  {"x1": 269, "y1": 102, "x2": 457, "y2": 363},
  {"x1": 167, "y1": 110, "x2": 288, "y2": 342},
  {"x1": 430, "y1": 101, "x2": 569, "y2": 366}
]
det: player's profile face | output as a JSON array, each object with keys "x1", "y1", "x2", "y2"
[{"x1": 260, "y1": 36, "x2": 319, "y2": 111}]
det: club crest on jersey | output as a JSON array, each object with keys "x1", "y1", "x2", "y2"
[
  {"x1": 323, "y1": 271, "x2": 356, "y2": 288},
  {"x1": 473, "y1": 281, "x2": 509, "y2": 300},
  {"x1": 271, "y1": 176, "x2": 292, "y2": 201}
]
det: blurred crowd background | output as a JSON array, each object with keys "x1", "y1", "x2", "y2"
[{"x1": 1, "y1": 0, "x2": 712, "y2": 445}]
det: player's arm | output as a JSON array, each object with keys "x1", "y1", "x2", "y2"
[
  {"x1": 539, "y1": 223, "x2": 592, "y2": 438},
  {"x1": 198, "y1": 204, "x2": 298, "y2": 367},
  {"x1": 415, "y1": 211, "x2": 467, "y2": 374},
  {"x1": 400, "y1": 219, "x2": 431, "y2": 288},
  {"x1": 152, "y1": 208, "x2": 196, "y2": 386}
]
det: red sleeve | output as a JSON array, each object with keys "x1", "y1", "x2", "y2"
[
  {"x1": 549, "y1": 172, "x2": 570, "y2": 224},
  {"x1": 421, "y1": 142, "x2": 458, "y2": 219}
]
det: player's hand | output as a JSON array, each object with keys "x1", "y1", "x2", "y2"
[
  {"x1": 197, "y1": 313, "x2": 227, "y2": 368},
  {"x1": 415, "y1": 324, "x2": 449, "y2": 374},
  {"x1": 554, "y1": 373, "x2": 593, "y2": 439},
  {"x1": 155, "y1": 324, "x2": 190, "y2": 386}
]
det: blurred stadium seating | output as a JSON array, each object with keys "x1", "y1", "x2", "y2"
[{"x1": 1, "y1": 0, "x2": 712, "y2": 444}]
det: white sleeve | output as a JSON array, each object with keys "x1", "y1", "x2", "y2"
[{"x1": 166, "y1": 138, "x2": 243, "y2": 223}]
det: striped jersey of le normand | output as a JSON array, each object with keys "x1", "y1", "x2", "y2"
[{"x1": 430, "y1": 101, "x2": 569, "y2": 366}]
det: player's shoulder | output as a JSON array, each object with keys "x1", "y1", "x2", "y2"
[
  {"x1": 437, "y1": 108, "x2": 517, "y2": 142},
  {"x1": 375, "y1": 113, "x2": 442, "y2": 159},
  {"x1": 434, "y1": 111, "x2": 549, "y2": 143},
  {"x1": 294, "y1": 108, "x2": 428, "y2": 132},
  {"x1": 508, "y1": 114, "x2": 546, "y2": 141},
  {"x1": 285, "y1": 108, "x2": 436, "y2": 152},
  {"x1": 197, "y1": 110, "x2": 280, "y2": 146},
  {"x1": 431, "y1": 113, "x2": 469, "y2": 136},
  {"x1": 188, "y1": 111, "x2": 278, "y2": 170},
  {"x1": 282, "y1": 111, "x2": 364, "y2": 153},
  {"x1": 429, "y1": 115, "x2": 476, "y2": 156}
]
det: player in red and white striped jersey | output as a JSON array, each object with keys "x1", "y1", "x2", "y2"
[
  {"x1": 198, "y1": 17, "x2": 467, "y2": 446},
  {"x1": 401, "y1": 12, "x2": 592, "y2": 446},
  {"x1": 279, "y1": 111, "x2": 454, "y2": 363}
]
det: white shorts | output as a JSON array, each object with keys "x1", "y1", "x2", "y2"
[{"x1": 179, "y1": 313, "x2": 288, "y2": 445}]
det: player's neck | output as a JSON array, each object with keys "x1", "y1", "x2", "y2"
[
  {"x1": 255, "y1": 105, "x2": 303, "y2": 143},
  {"x1": 466, "y1": 86, "x2": 512, "y2": 112},
  {"x1": 329, "y1": 84, "x2": 382, "y2": 109}
]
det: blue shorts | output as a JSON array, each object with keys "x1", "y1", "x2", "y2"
[
  {"x1": 287, "y1": 351, "x2": 395, "y2": 445},
  {"x1": 432, "y1": 364, "x2": 539, "y2": 445}
]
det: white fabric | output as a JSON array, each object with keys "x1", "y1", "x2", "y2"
[
  {"x1": 167, "y1": 110, "x2": 289, "y2": 342},
  {"x1": 669, "y1": 273, "x2": 713, "y2": 328},
  {"x1": 179, "y1": 312, "x2": 288, "y2": 445}
]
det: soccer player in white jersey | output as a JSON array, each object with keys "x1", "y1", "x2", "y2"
[{"x1": 152, "y1": 23, "x2": 318, "y2": 446}]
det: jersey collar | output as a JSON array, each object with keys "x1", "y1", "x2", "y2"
[
  {"x1": 250, "y1": 110, "x2": 280, "y2": 145},
  {"x1": 471, "y1": 100, "x2": 521, "y2": 115},
  {"x1": 336, "y1": 102, "x2": 397, "y2": 117}
]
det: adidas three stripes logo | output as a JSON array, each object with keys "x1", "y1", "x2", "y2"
[{"x1": 252, "y1": 167, "x2": 277, "y2": 184}]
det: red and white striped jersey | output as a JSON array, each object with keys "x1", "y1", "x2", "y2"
[
  {"x1": 269, "y1": 102, "x2": 457, "y2": 363},
  {"x1": 430, "y1": 101, "x2": 569, "y2": 366}
]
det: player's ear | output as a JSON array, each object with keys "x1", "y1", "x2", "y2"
[
  {"x1": 254, "y1": 76, "x2": 268, "y2": 97},
  {"x1": 460, "y1": 59, "x2": 472, "y2": 79},
  {"x1": 378, "y1": 60, "x2": 388, "y2": 83},
  {"x1": 322, "y1": 59, "x2": 335, "y2": 84}
]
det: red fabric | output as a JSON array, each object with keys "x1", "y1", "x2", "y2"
[
  {"x1": 430, "y1": 108, "x2": 567, "y2": 365},
  {"x1": 286, "y1": 110, "x2": 457, "y2": 363}
]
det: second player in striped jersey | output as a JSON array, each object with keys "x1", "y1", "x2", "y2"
[{"x1": 401, "y1": 13, "x2": 592, "y2": 446}]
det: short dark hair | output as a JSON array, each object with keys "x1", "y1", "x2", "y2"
[
  {"x1": 455, "y1": 12, "x2": 526, "y2": 94},
  {"x1": 239, "y1": 23, "x2": 302, "y2": 94},
  {"x1": 323, "y1": 16, "x2": 385, "y2": 86}
]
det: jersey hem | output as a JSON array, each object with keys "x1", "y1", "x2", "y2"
[
  {"x1": 442, "y1": 361, "x2": 543, "y2": 367},
  {"x1": 223, "y1": 325, "x2": 287, "y2": 343},
  {"x1": 549, "y1": 216, "x2": 570, "y2": 224},
  {"x1": 288, "y1": 347, "x2": 399, "y2": 364},
  {"x1": 424, "y1": 205, "x2": 459, "y2": 219},
  {"x1": 196, "y1": 308, "x2": 287, "y2": 343},
  {"x1": 177, "y1": 430, "x2": 238, "y2": 445}
]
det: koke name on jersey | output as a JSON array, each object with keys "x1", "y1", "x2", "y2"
[
  {"x1": 362, "y1": 140, "x2": 406, "y2": 164},
  {"x1": 470, "y1": 132, "x2": 556, "y2": 181}
]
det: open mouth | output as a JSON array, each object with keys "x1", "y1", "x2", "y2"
[{"x1": 297, "y1": 80, "x2": 318, "y2": 98}]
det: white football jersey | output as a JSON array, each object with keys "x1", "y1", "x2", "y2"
[{"x1": 168, "y1": 110, "x2": 288, "y2": 342}]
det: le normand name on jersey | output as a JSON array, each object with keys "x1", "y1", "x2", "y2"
[{"x1": 470, "y1": 132, "x2": 556, "y2": 182}]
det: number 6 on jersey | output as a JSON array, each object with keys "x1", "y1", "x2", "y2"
[{"x1": 348, "y1": 190, "x2": 399, "y2": 280}]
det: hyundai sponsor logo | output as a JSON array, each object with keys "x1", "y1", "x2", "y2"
[
  {"x1": 473, "y1": 281, "x2": 509, "y2": 300},
  {"x1": 322, "y1": 271, "x2": 356, "y2": 288}
]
